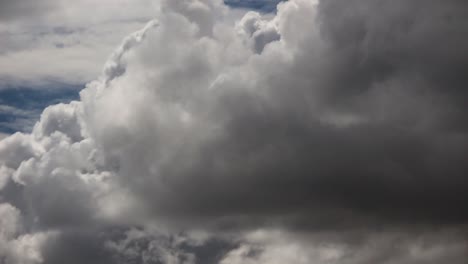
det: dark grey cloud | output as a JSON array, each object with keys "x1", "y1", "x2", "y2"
[
  {"x1": 104, "y1": 0, "x2": 468, "y2": 230},
  {"x1": 316, "y1": 0, "x2": 468, "y2": 106},
  {"x1": 40, "y1": 227, "x2": 238, "y2": 264}
]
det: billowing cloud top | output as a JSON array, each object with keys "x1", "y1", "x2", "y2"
[{"x1": 1, "y1": 0, "x2": 468, "y2": 263}]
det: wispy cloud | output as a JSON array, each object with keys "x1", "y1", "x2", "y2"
[{"x1": 0, "y1": 0, "x2": 157, "y2": 87}]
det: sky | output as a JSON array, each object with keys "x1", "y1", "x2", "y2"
[{"x1": 0, "y1": 0, "x2": 468, "y2": 263}]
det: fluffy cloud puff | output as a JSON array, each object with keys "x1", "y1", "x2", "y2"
[{"x1": 1, "y1": 0, "x2": 468, "y2": 263}]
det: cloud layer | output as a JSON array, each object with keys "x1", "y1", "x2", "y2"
[
  {"x1": 0, "y1": 0, "x2": 157, "y2": 87},
  {"x1": 1, "y1": 0, "x2": 468, "y2": 263}
]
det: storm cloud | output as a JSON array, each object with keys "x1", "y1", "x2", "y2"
[{"x1": 1, "y1": 0, "x2": 468, "y2": 263}]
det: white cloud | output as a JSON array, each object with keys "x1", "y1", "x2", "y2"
[
  {"x1": 0, "y1": 203, "x2": 55, "y2": 264},
  {"x1": 0, "y1": 0, "x2": 158, "y2": 87}
]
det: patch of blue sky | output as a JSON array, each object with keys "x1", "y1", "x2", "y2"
[
  {"x1": 224, "y1": 0, "x2": 285, "y2": 12},
  {"x1": 0, "y1": 86, "x2": 81, "y2": 134}
]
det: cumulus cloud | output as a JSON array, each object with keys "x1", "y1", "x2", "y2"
[{"x1": 1, "y1": 0, "x2": 468, "y2": 263}]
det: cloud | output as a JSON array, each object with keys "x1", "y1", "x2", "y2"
[
  {"x1": 1, "y1": 0, "x2": 468, "y2": 263},
  {"x1": 220, "y1": 229, "x2": 468, "y2": 264},
  {"x1": 0, "y1": 203, "x2": 55, "y2": 264},
  {"x1": 0, "y1": 0, "x2": 158, "y2": 87},
  {"x1": 0, "y1": 0, "x2": 58, "y2": 22},
  {"x1": 0, "y1": 132, "x2": 9, "y2": 140}
]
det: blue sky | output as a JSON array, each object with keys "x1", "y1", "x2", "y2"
[
  {"x1": 0, "y1": 86, "x2": 80, "y2": 134},
  {"x1": 0, "y1": 0, "x2": 284, "y2": 135},
  {"x1": 225, "y1": 0, "x2": 284, "y2": 12}
]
